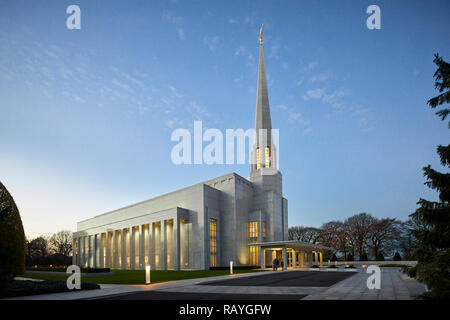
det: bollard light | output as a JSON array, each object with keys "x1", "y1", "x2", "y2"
[
  {"x1": 230, "y1": 261, "x2": 233, "y2": 274},
  {"x1": 146, "y1": 264, "x2": 151, "y2": 284}
]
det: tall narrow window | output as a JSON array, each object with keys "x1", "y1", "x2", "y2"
[
  {"x1": 256, "y1": 148, "x2": 260, "y2": 169},
  {"x1": 209, "y1": 219, "x2": 217, "y2": 267},
  {"x1": 262, "y1": 221, "x2": 266, "y2": 239},
  {"x1": 265, "y1": 147, "x2": 270, "y2": 168},
  {"x1": 249, "y1": 221, "x2": 258, "y2": 265}
]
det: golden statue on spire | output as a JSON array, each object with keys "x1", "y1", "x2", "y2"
[{"x1": 259, "y1": 23, "x2": 263, "y2": 45}]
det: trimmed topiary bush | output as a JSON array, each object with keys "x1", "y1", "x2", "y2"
[
  {"x1": 360, "y1": 252, "x2": 369, "y2": 261},
  {"x1": 376, "y1": 252, "x2": 385, "y2": 261},
  {"x1": 393, "y1": 252, "x2": 402, "y2": 261},
  {"x1": 0, "y1": 182, "x2": 25, "y2": 286}
]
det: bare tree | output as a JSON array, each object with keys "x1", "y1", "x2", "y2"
[
  {"x1": 345, "y1": 213, "x2": 376, "y2": 259},
  {"x1": 288, "y1": 226, "x2": 319, "y2": 243},
  {"x1": 49, "y1": 230, "x2": 72, "y2": 257},
  {"x1": 367, "y1": 218, "x2": 400, "y2": 258}
]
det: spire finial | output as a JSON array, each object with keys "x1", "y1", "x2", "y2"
[{"x1": 259, "y1": 23, "x2": 263, "y2": 45}]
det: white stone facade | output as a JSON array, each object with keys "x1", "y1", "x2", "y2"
[{"x1": 73, "y1": 171, "x2": 288, "y2": 270}]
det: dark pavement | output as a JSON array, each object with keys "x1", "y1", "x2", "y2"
[
  {"x1": 96, "y1": 291, "x2": 306, "y2": 300},
  {"x1": 200, "y1": 270, "x2": 356, "y2": 287}
]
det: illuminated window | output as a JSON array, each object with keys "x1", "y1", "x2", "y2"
[
  {"x1": 263, "y1": 221, "x2": 266, "y2": 238},
  {"x1": 249, "y1": 222, "x2": 258, "y2": 265},
  {"x1": 256, "y1": 148, "x2": 260, "y2": 169},
  {"x1": 265, "y1": 147, "x2": 270, "y2": 168},
  {"x1": 249, "y1": 222, "x2": 258, "y2": 239},
  {"x1": 210, "y1": 219, "x2": 217, "y2": 267}
]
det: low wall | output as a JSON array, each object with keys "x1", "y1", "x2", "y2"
[{"x1": 325, "y1": 261, "x2": 417, "y2": 266}]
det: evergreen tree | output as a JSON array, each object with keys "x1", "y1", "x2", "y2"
[
  {"x1": 393, "y1": 252, "x2": 402, "y2": 261},
  {"x1": 410, "y1": 54, "x2": 450, "y2": 300},
  {"x1": 0, "y1": 182, "x2": 25, "y2": 285}
]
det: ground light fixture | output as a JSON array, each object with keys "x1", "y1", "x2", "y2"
[
  {"x1": 230, "y1": 261, "x2": 233, "y2": 274},
  {"x1": 146, "y1": 264, "x2": 151, "y2": 284}
]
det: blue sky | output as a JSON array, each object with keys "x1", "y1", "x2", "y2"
[{"x1": 0, "y1": 0, "x2": 449, "y2": 238}]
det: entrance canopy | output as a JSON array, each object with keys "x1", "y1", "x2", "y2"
[{"x1": 249, "y1": 240, "x2": 333, "y2": 270}]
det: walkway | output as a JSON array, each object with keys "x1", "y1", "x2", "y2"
[{"x1": 5, "y1": 267, "x2": 426, "y2": 300}]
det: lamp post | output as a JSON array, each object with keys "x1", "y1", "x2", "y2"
[{"x1": 146, "y1": 264, "x2": 151, "y2": 284}]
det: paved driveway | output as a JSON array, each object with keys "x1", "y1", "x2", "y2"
[{"x1": 200, "y1": 270, "x2": 355, "y2": 287}]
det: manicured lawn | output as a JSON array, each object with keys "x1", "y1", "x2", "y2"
[{"x1": 21, "y1": 269, "x2": 264, "y2": 285}]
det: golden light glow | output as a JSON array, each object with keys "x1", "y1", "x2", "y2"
[
  {"x1": 210, "y1": 218, "x2": 217, "y2": 267},
  {"x1": 256, "y1": 148, "x2": 260, "y2": 169},
  {"x1": 265, "y1": 147, "x2": 270, "y2": 168},
  {"x1": 263, "y1": 221, "x2": 266, "y2": 238},
  {"x1": 249, "y1": 222, "x2": 258, "y2": 265}
]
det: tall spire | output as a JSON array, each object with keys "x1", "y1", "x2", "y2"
[
  {"x1": 255, "y1": 28, "x2": 272, "y2": 136},
  {"x1": 251, "y1": 24, "x2": 275, "y2": 173}
]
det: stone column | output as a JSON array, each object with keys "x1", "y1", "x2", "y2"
[
  {"x1": 105, "y1": 232, "x2": 110, "y2": 268},
  {"x1": 112, "y1": 230, "x2": 117, "y2": 269},
  {"x1": 98, "y1": 234, "x2": 103, "y2": 268},
  {"x1": 92, "y1": 234, "x2": 97, "y2": 268},
  {"x1": 319, "y1": 251, "x2": 323, "y2": 267},
  {"x1": 314, "y1": 251, "x2": 318, "y2": 265},
  {"x1": 121, "y1": 229, "x2": 126, "y2": 269},
  {"x1": 88, "y1": 236, "x2": 92, "y2": 267},
  {"x1": 173, "y1": 218, "x2": 180, "y2": 271},
  {"x1": 292, "y1": 250, "x2": 297, "y2": 268},
  {"x1": 129, "y1": 227, "x2": 134, "y2": 270},
  {"x1": 161, "y1": 220, "x2": 166, "y2": 270},
  {"x1": 76, "y1": 237, "x2": 80, "y2": 267},
  {"x1": 282, "y1": 247, "x2": 287, "y2": 271},
  {"x1": 299, "y1": 250, "x2": 304, "y2": 267},
  {"x1": 139, "y1": 225, "x2": 144, "y2": 270},
  {"x1": 148, "y1": 223, "x2": 154, "y2": 268},
  {"x1": 260, "y1": 248, "x2": 266, "y2": 269}
]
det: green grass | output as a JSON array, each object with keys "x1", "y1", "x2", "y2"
[{"x1": 21, "y1": 268, "x2": 263, "y2": 285}]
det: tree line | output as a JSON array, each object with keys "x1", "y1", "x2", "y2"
[
  {"x1": 288, "y1": 212, "x2": 412, "y2": 261},
  {"x1": 25, "y1": 230, "x2": 73, "y2": 267}
]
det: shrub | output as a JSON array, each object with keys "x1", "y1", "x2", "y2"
[
  {"x1": 0, "y1": 280, "x2": 99, "y2": 298},
  {"x1": 393, "y1": 252, "x2": 402, "y2": 261},
  {"x1": 376, "y1": 252, "x2": 385, "y2": 261},
  {"x1": 328, "y1": 264, "x2": 337, "y2": 268},
  {"x1": 360, "y1": 252, "x2": 369, "y2": 261},
  {"x1": 331, "y1": 254, "x2": 338, "y2": 261},
  {"x1": 346, "y1": 253, "x2": 354, "y2": 261},
  {"x1": 0, "y1": 182, "x2": 25, "y2": 285}
]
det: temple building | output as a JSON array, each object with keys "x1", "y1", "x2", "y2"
[{"x1": 72, "y1": 28, "x2": 328, "y2": 270}]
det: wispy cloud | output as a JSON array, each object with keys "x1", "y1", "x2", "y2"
[
  {"x1": 177, "y1": 28, "x2": 185, "y2": 40},
  {"x1": 277, "y1": 104, "x2": 312, "y2": 132},
  {"x1": 162, "y1": 11, "x2": 183, "y2": 24},
  {"x1": 204, "y1": 35, "x2": 220, "y2": 52},
  {"x1": 307, "y1": 88, "x2": 325, "y2": 99}
]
